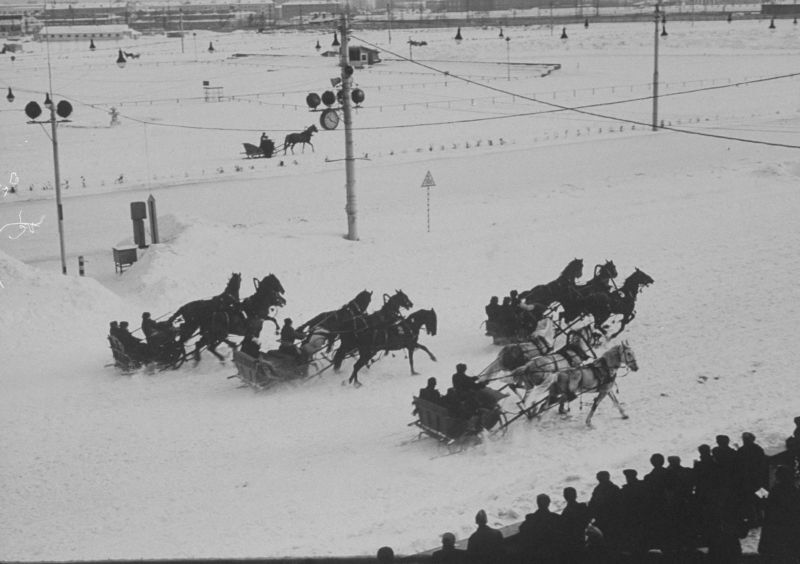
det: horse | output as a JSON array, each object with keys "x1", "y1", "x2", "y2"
[
  {"x1": 297, "y1": 289, "x2": 373, "y2": 356},
  {"x1": 168, "y1": 272, "x2": 242, "y2": 342},
  {"x1": 331, "y1": 289, "x2": 414, "y2": 375},
  {"x1": 520, "y1": 258, "x2": 584, "y2": 308},
  {"x1": 283, "y1": 125, "x2": 318, "y2": 154},
  {"x1": 559, "y1": 260, "x2": 618, "y2": 327},
  {"x1": 190, "y1": 276, "x2": 286, "y2": 362},
  {"x1": 548, "y1": 341, "x2": 639, "y2": 426},
  {"x1": 498, "y1": 324, "x2": 606, "y2": 404},
  {"x1": 604, "y1": 268, "x2": 654, "y2": 338},
  {"x1": 345, "y1": 308, "x2": 438, "y2": 387}
]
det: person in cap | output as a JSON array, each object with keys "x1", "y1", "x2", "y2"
[
  {"x1": 419, "y1": 377, "x2": 442, "y2": 404},
  {"x1": 466, "y1": 509, "x2": 504, "y2": 564},
  {"x1": 117, "y1": 321, "x2": 147, "y2": 361},
  {"x1": 560, "y1": 487, "x2": 590, "y2": 563},
  {"x1": 619, "y1": 469, "x2": 648, "y2": 556},
  {"x1": 109, "y1": 321, "x2": 120, "y2": 340},
  {"x1": 588, "y1": 470, "x2": 622, "y2": 551},
  {"x1": 141, "y1": 311, "x2": 158, "y2": 342},
  {"x1": 376, "y1": 546, "x2": 394, "y2": 564},
  {"x1": 278, "y1": 318, "x2": 304, "y2": 359},
  {"x1": 518, "y1": 493, "x2": 564, "y2": 564},
  {"x1": 758, "y1": 464, "x2": 800, "y2": 561},
  {"x1": 431, "y1": 532, "x2": 467, "y2": 564}
]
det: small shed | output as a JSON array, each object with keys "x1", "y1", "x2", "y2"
[{"x1": 348, "y1": 45, "x2": 380, "y2": 68}]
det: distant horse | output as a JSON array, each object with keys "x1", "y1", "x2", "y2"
[
  {"x1": 297, "y1": 289, "x2": 373, "y2": 356},
  {"x1": 520, "y1": 258, "x2": 584, "y2": 308},
  {"x1": 500, "y1": 324, "x2": 605, "y2": 403},
  {"x1": 549, "y1": 341, "x2": 638, "y2": 426},
  {"x1": 345, "y1": 308, "x2": 438, "y2": 387},
  {"x1": 284, "y1": 125, "x2": 318, "y2": 154},
  {"x1": 332, "y1": 289, "x2": 414, "y2": 373},
  {"x1": 604, "y1": 268, "x2": 654, "y2": 338},
  {"x1": 168, "y1": 272, "x2": 242, "y2": 342},
  {"x1": 190, "y1": 275, "x2": 286, "y2": 362},
  {"x1": 560, "y1": 260, "x2": 618, "y2": 326}
]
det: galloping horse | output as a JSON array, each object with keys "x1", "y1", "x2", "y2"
[
  {"x1": 332, "y1": 289, "x2": 414, "y2": 375},
  {"x1": 189, "y1": 273, "x2": 286, "y2": 362},
  {"x1": 297, "y1": 289, "x2": 373, "y2": 356},
  {"x1": 604, "y1": 268, "x2": 654, "y2": 338},
  {"x1": 520, "y1": 258, "x2": 584, "y2": 308},
  {"x1": 168, "y1": 272, "x2": 242, "y2": 342},
  {"x1": 548, "y1": 341, "x2": 638, "y2": 426},
  {"x1": 284, "y1": 125, "x2": 318, "y2": 154},
  {"x1": 559, "y1": 260, "x2": 618, "y2": 327},
  {"x1": 500, "y1": 325, "x2": 605, "y2": 404},
  {"x1": 345, "y1": 308, "x2": 438, "y2": 387}
]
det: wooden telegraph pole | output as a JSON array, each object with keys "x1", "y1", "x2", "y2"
[{"x1": 339, "y1": 13, "x2": 358, "y2": 241}]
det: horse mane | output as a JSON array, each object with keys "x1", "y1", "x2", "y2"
[{"x1": 561, "y1": 258, "x2": 583, "y2": 279}]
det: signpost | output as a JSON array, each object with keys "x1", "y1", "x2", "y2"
[{"x1": 421, "y1": 170, "x2": 436, "y2": 232}]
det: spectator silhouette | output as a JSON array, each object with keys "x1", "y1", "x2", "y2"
[
  {"x1": 432, "y1": 532, "x2": 467, "y2": 564},
  {"x1": 664, "y1": 455, "x2": 696, "y2": 555},
  {"x1": 466, "y1": 509, "x2": 504, "y2": 564},
  {"x1": 518, "y1": 493, "x2": 564, "y2": 564},
  {"x1": 712, "y1": 434, "x2": 738, "y2": 489},
  {"x1": 376, "y1": 545, "x2": 394, "y2": 564},
  {"x1": 560, "y1": 486, "x2": 591, "y2": 564},
  {"x1": 643, "y1": 453, "x2": 669, "y2": 550},
  {"x1": 588, "y1": 470, "x2": 622, "y2": 550},
  {"x1": 737, "y1": 431, "x2": 768, "y2": 527},
  {"x1": 758, "y1": 464, "x2": 800, "y2": 562},
  {"x1": 619, "y1": 468, "x2": 649, "y2": 556}
]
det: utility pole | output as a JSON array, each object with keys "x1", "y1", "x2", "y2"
[
  {"x1": 339, "y1": 14, "x2": 358, "y2": 240},
  {"x1": 652, "y1": 3, "x2": 660, "y2": 131},
  {"x1": 179, "y1": 9, "x2": 184, "y2": 53},
  {"x1": 48, "y1": 98, "x2": 67, "y2": 275}
]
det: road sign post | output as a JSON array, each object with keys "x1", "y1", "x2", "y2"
[{"x1": 421, "y1": 170, "x2": 436, "y2": 232}]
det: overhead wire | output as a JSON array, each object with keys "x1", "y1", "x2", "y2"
[{"x1": 349, "y1": 33, "x2": 800, "y2": 149}]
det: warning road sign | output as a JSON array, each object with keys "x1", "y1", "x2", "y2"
[{"x1": 421, "y1": 171, "x2": 436, "y2": 188}]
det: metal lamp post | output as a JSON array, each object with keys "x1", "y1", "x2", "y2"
[{"x1": 24, "y1": 94, "x2": 73, "y2": 274}]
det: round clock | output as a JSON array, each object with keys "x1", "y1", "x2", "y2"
[{"x1": 320, "y1": 108, "x2": 340, "y2": 130}]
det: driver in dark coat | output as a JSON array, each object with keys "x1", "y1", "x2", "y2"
[{"x1": 279, "y1": 318, "x2": 304, "y2": 359}]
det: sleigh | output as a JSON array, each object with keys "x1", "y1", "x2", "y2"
[
  {"x1": 230, "y1": 349, "x2": 324, "y2": 390},
  {"x1": 409, "y1": 389, "x2": 508, "y2": 453},
  {"x1": 242, "y1": 140, "x2": 276, "y2": 159}
]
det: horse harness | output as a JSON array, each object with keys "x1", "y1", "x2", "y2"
[{"x1": 590, "y1": 356, "x2": 614, "y2": 388}]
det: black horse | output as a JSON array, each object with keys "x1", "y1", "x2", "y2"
[
  {"x1": 188, "y1": 273, "x2": 286, "y2": 362},
  {"x1": 332, "y1": 290, "x2": 414, "y2": 375},
  {"x1": 520, "y1": 258, "x2": 584, "y2": 308},
  {"x1": 168, "y1": 272, "x2": 242, "y2": 342},
  {"x1": 297, "y1": 289, "x2": 373, "y2": 355},
  {"x1": 604, "y1": 268, "x2": 654, "y2": 337},
  {"x1": 345, "y1": 308, "x2": 438, "y2": 387},
  {"x1": 560, "y1": 260, "x2": 618, "y2": 326},
  {"x1": 284, "y1": 125, "x2": 318, "y2": 155}
]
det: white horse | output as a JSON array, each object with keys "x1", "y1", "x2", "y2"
[{"x1": 549, "y1": 341, "x2": 639, "y2": 426}]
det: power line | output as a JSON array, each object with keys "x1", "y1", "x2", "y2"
[{"x1": 350, "y1": 33, "x2": 800, "y2": 150}]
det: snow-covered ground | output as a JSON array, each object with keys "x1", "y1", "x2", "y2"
[{"x1": 1, "y1": 19, "x2": 799, "y2": 561}]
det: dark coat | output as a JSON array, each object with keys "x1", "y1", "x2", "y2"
[
  {"x1": 467, "y1": 524, "x2": 504, "y2": 564},
  {"x1": 561, "y1": 500, "x2": 591, "y2": 550},
  {"x1": 758, "y1": 481, "x2": 800, "y2": 558},
  {"x1": 518, "y1": 509, "x2": 564, "y2": 563},
  {"x1": 432, "y1": 546, "x2": 468, "y2": 564}
]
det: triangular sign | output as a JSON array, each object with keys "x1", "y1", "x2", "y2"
[{"x1": 421, "y1": 170, "x2": 436, "y2": 188}]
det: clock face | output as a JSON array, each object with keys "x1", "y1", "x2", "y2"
[{"x1": 320, "y1": 108, "x2": 340, "y2": 130}]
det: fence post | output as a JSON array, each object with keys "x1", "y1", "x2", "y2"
[{"x1": 78, "y1": 255, "x2": 85, "y2": 276}]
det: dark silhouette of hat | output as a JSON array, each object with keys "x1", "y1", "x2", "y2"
[
  {"x1": 716, "y1": 434, "x2": 730, "y2": 444},
  {"x1": 622, "y1": 468, "x2": 638, "y2": 477},
  {"x1": 456, "y1": 363, "x2": 467, "y2": 372},
  {"x1": 475, "y1": 509, "x2": 487, "y2": 524}
]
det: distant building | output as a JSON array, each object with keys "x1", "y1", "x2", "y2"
[
  {"x1": 279, "y1": 1, "x2": 342, "y2": 21},
  {"x1": 0, "y1": 14, "x2": 24, "y2": 36},
  {"x1": 348, "y1": 45, "x2": 381, "y2": 67},
  {"x1": 34, "y1": 24, "x2": 141, "y2": 42}
]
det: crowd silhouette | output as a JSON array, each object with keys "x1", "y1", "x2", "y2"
[{"x1": 382, "y1": 417, "x2": 800, "y2": 564}]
